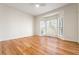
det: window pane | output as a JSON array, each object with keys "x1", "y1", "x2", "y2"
[{"x1": 40, "y1": 21, "x2": 46, "y2": 35}]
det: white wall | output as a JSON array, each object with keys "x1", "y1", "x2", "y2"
[
  {"x1": 35, "y1": 4, "x2": 78, "y2": 42},
  {"x1": 78, "y1": 4, "x2": 79, "y2": 43},
  {"x1": 0, "y1": 5, "x2": 34, "y2": 41},
  {"x1": 63, "y1": 4, "x2": 78, "y2": 42}
]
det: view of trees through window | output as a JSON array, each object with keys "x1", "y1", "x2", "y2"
[{"x1": 40, "y1": 16, "x2": 64, "y2": 37}]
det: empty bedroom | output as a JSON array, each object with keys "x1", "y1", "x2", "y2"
[{"x1": 0, "y1": 3, "x2": 79, "y2": 55}]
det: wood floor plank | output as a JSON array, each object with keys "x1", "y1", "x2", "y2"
[{"x1": 0, "y1": 36, "x2": 79, "y2": 55}]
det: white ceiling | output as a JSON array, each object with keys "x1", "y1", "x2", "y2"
[{"x1": 1, "y1": 3, "x2": 68, "y2": 16}]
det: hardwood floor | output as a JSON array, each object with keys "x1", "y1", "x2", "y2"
[{"x1": 0, "y1": 36, "x2": 79, "y2": 55}]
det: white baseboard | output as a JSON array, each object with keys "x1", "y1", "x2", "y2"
[{"x1": 57, "y1": 36, "x2": 78, "y2": 43}]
